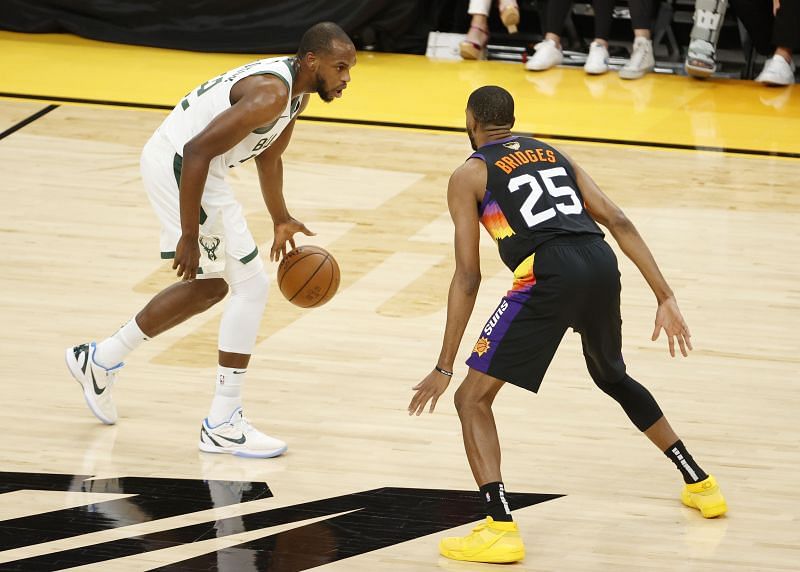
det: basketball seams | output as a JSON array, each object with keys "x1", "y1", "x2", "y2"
[
  {"x1": 287, "y1": 254, "x2": 330, "y2": 304},
  {"x1": 309, "y1": 255, "x2": 340, "y2": 308},
  {"x1": 277, "y1": 250, "x2": 318, "y2": 288}
]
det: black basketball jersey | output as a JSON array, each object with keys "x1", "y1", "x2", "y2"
[{"x1": 470, "y1": 136, "x2": 603, "y2": 274}]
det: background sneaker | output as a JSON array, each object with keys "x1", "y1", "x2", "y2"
[
  {"x1": 199, "y1": 407, "x2": 287, "y2": 458},
  {"x1": 619, "y1": 37, "x2": 655, "y2": 80},
  {"x1": 756, "y1": 55, "x2": 796, "y2": 86},
  {"x1": 525, "y1": 39, "x2": 562, "y2": 71},
  {"x1": 64, "y1": 342, "x2": 121, "y2": 425},
  {"x1": 584, "y1": 42, "x2": 610, "y2": 75},
  {"x1": 685, "y1": 39, "x2": 717, "y2": 78}
]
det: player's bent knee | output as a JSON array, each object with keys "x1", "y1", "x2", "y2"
[
  {"x1": 454, "y1": 385, "x2": 470, "y2": 414},
  {"x1": 230, "y1": 269, "x2": 269, "y2": 306},
  {"x1": 454, "y1": 371, "x2": 501, "y2": 414}
]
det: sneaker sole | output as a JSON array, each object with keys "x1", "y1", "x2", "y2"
[
  {"x1": 198, "y1": 441, "x2": 287, "y2": 459},
  {"x1": 619, "y1": 67, "x2": 654, "y2": 80},
  {"x1": 64, "y1": 347, "x2": 116, "y2": 425},
  {"x1": 686, "y1": 63, "x2": 714, "y2": 78},
  {"x1": 525, "y1": 62, "x2": 562, "y2": 71},
  {"x1": 439, "y1": 548, "x2": 525, "y2": 563},
  {"x1": 681, "y1": 494, "x2": 727, "y2": 518}
]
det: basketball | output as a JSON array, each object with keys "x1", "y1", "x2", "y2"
[{"x1": 277, "y1": 245, "x2": 340, "y2": 308}]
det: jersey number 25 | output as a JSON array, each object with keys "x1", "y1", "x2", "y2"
[{"x1": 507, "y1": 168, "x2": 582, "y2": 228}]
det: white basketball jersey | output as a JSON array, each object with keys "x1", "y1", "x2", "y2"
[{"x1": 158, "y1": 57, "x2": 302, "y2": 171}]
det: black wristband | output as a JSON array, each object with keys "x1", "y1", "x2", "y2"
[{"x1": 435, "y1": 366, "x2": 453, "y2": 377}]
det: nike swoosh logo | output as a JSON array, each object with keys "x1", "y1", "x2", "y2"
[
  {"x1": 77, "y1": 346, "x2": 89, "y2": 374},
  {"x1": 217, "y1": 433, "x2": 246, "y2": 445},
  {"x1": 232, "y1": 370, "x2": 246, "y2": 374},
  {"x1": 91, "y1": 368, "x2": 106, "y2": 395}
]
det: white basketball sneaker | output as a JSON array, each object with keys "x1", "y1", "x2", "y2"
[
  {"x1": 525, "y1": 39, "x2": 563, "y2": 71},
  {"x1": 619, "y1": 36, "x2": 655, "y2": 80},
  {"x1": 199, "y1": 408, "x2": 287, "y2": 458},
  {"x1": 65, "y1": 342, "x2": 121, "y2": 425},
  {"x1": 584, "y1": 41, "x2": 610, "y2": 75},
  {"x1": 756, "y1": 55, "x2": 796, "y2": 86}
]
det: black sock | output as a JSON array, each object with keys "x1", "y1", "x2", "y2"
[
  {"x1": 479, "y1": 481, "x2": 513, "y2": 522},
  {"x1": 664, "y1": 440, "x2": 709, "y2": 484}
]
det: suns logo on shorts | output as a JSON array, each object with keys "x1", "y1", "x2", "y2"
[{"x1": 472, "y1": 337, "x2": 491, "y2": 357}]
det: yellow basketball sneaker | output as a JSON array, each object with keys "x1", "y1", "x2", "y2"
[
  {"x1": 439, "y1": 517, "x2": 525, "y2": 563},
  {"x1": 681, "y1": 475, "x2": 727, "y2": 518}
]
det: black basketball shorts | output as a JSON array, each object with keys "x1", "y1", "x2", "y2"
[{"x1": 466, "y1": 235, "x2": 628, "y2": 392}]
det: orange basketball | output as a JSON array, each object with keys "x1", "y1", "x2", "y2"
[{"x1": 277, "y1": 245, "x2": 340, "y2": 308}]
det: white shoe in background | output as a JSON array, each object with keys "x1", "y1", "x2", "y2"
[
  {"x1": 755, "y1": 55, "x2": 796, "y2": 86},
  {"x1": 584, "y1": 41, "x2": 610, "y2": 75},
  {"x1": 525, "y1": 39, "x2": 563, "y2": 71},
  {"x1": 619, "y1": 36, "x2": 655, "y2": 80}
]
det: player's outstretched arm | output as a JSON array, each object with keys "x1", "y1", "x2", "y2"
[
  {"x1": 409, "y1": 161, "x2": 484, "y2": 415},
  {"x1": 255, "y1": 94, "x2": 315, "y2": 261},
  {"x1": 564, "y1": 152, "x2": 693, "y2": 358},
  {"x1": 173, "y1": 76, "x2": 289, "y2": 280}
]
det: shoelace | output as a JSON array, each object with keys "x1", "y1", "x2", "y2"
[
  {"x1": 589, "y1": 43, "x2": 608, "y2": 60},
  {"x1": 471, "y1": 522, "x2": 489, "y2": 533},
  {"x1": 766, "y1": 55, "x2": 794, "y2": 72},
  {"x1": 533, "y1": 39, "x2": 556, "y2": 52},
  {"x1": 628, "y1": 41, "x2": 650, "y2": 68},
  {"x1": 236, "y1": 415, "x2": 254, "y2": 435}
]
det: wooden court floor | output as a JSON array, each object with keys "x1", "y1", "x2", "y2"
[{"x1": 0, "y1": 96, "x2": 797, "y2": 570}]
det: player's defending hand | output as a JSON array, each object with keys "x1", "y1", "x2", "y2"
[
  {"x1": 271, "y1": 218, "x2": 316, "y2": 261},
  {"x1": 408, "y1": 369, "x2": 452, "y2": 416},
  {"x1": 174, "y1": 234, "x2": 201, "y2": 281},
  {"x1": 652, "y1": 296, "x2": 693, "y2": 358}
]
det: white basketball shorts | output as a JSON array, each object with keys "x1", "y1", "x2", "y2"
[{"x1": 140, "y1": 129, "x2": 261, "y2": 280}]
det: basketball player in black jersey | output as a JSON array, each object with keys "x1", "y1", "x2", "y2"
[{"x1": 408, "y1": 86, "x2": 727, "y2": 564}]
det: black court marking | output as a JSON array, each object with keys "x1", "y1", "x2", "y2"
[
  {"x1": 0, "y1": 104, "x2": 58, "y2": 141},
  {"x1": 0, "y1": 471, "x2": 562, "y2": 571},
  {"x1": 1, "y1": 92, "x2": 797, "y2": 159}
]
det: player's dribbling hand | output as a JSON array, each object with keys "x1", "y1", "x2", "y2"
[
  {"x1": 652, "y1": 296, "x2": 693, "y2": 358},
  {"x1": 173, "y1": 234, "x2": 201, "y2": 281},
  {"x1": 408, "y1": 370, "x2": 452, "y2": 416},
  {"x1": 271, "y1": 218, "x2": 316, "y2": 261}
]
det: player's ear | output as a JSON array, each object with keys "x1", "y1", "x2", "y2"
[
  {"x1": 305, "y1": 52, "x2": 319, "y2": 72},
  {"x1": 510, "y1": 116, "x2": 516, "y2": 130}
]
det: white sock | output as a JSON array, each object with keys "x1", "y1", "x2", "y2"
[
  {"x1": 94, "y1": 317, "x2": 149, "y2": 369},
  {"x1": 208, "y1": 366, "x2": 245, "y2": 426}
]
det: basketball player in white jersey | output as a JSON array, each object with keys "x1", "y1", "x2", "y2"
[{"x1": 65, "y1": 22, "x2": 356, "y2": 458}]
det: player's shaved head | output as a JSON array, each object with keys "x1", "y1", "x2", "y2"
[
  {"x1": 467, "y1": 86, "x2": 515, "y2": 128},
  {"x1": 297, "y1": 22, "x2": 354, "y2": 57}
]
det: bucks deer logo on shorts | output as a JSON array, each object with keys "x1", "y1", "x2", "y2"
[{"x1": 199, "y1": 236, "x2": 221, "y2": 261}]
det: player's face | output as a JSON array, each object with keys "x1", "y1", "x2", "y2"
[
  {"x1": 466, "y1": 108, "x2": 478, "y2": 150},
  {"x1": 313, "y1": 40, "x2": 357, "y2": 103}
]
